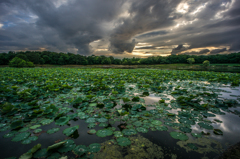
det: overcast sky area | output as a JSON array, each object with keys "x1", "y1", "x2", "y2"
[{"x1": 0, "y1": 0, "x2": 240, "y2": 58}]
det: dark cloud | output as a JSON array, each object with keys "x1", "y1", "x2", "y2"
[
  {"x1": 182, "y1": 49, "x2": 210, "y2": 55},
  {"x1": 136, "y1": 31, "x2": 168, "y2": 39},
  {"x1": 171, "y1": 44, "x2": 187, "y2": 55},
  {"x1": 0, "y1": 0, "x2": 239, "y2": 55},
  {"x1": 210, "y1": 48, "x2": 227, "y2": 54}
]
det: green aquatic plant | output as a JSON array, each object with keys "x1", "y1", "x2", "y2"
[
  {"x1": 96, "y1": 129, "x2": 113, "y2": 137},
  {"x1": 40, "y1": 119, "x2": 54, "y2": 125},
  {"x1": 198, "y1": 122, "x2": 213, "y2": 130},
  {"x1": 29, "y1": 125, "x2": 41, "y2": 129},
  {"x1": 73, "y1": 145, "x2": 89, "y2": 156},
  {"x1": 122, "y1": 129, "x2": 137, "y2": 136},
  {"x1": 58, "y1": 140, "x2": 76, "y2": 153},
  {"x1": 11, "y1": 120, "x2": 23, "y2": 129},
  {"x1": 63, "y1": 125, "x2": 79, "y2": 136},
  {"x1": 170, "y1": 132, "x2": 189, "y2": 141},
  {"x1": 151, "y1": 120, "x2": 162, "y2": 126},
  {"x1": 47, "y1": 128, "x2": 60, "y2": 134},
  {"x1": 87, "y1": 129, "x2": 96, "y2": 134},
  {"x1": 55, "y1": 116, "x2": 70, "y2": 126},
  {"x1": 47, "y1": 141, "x2": 66, "y2": 151},
  {"x1": 117, "y1": 137, "x2": 131, "y2": 146},
  {"x1": 89, "y1": 143, "x2": 101, "y2": 153},
  {"x1": 11, "y1": 132, "x2": 30, "y2": 142},
  {"x1": 213, "y1": 129, "x2": 223, "y2": 135}
]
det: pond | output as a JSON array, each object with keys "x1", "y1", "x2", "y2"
[{"x1": 0, "y1": 68, "x2": 240, "y2": 159}]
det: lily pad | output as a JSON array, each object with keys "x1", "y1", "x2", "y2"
[
  {"x1": 47, "y1": 141, "x2": 66, "y2": 151},
  {"x1": 86, "y1": 118, "x2": 96, "y2": 123},
  {"x1": 40, "y1": 119, "x2": 54, "y2": 125},
  {"x1": 19, "y1": 127, "x2": 29, "y2": 132},
  {"x1": 47, "y1": 152, "x2": 61, "y2": 159},
  {"x1": 88, "y1": 123, "x2": 96, "y2": 128},
  {"x1": 187, "y1": 143, "x2": 198, "y2": 150},
  {"x1": 213, "y1": 129, "x2": 223, "y2": 135},
  {"x1": 63, "y1": 125, "x2": 79, "y2": 136},
  {"x1": 151, "y1": 120, "x2": 162, "y2": 126},
  {"x1": 198, "y1": 122, "x2": 213, "y2": 130},
  {"x1": 133, "y1": 121, "x2": 142, "y2": 127},
  {"x1": 136, "y1": 127, "x2": 148, "y2": 133},
  {"x1": 33, "y1": 148, "x2": 52, "y2": 158},
  {"x1": 96, "y1": 129, "x2": 113, "y2": 137},
  {"x1": 73, "y1": 145, "x2": 89, "y2": 156},
  {"x1": 3, "y1": 131, "x2": 17, "y2": 138},
  {"x1": 12, "y1": 132, "x2": 31, "y2": 142},
  {"x1": 99, "y1": 123, "x2": 108, "y2": 127},
  {"x1": 47, "y1": 128, "x2": 60, "y2": 134},
  {"x1": 30, "y1": 125, "x2": 41, "y2": 129},
  {"x1": 155, "y1": 126, "x2": 168, "y2": 131},
  {"x1": 11, "y1": 120, "x2": 23, "y2": 129},
  {"x1": 58, "y1": 140, "x2": 76, "y2": 153},
  {"x1": 34, "y1": 129, "x2": 42, "y2": 133},
  {"x1": 179, "y1": 127, "x2": 192, "y2": 133},
  {"x1": 191, "y1": 133, "x2": 202, "y2": 138},
  {"x1": 97, "y1": 118, "x2": 108, "y2": 123},
  {"x1": 55, "y1": 117, "x2": 69, "y2": 126},
  {"x1": 89, "y1": 143, "x2": 101, "y2": 153},
  {"x1": 122, "y1": 129, "x2": 137, "y2": 136},
  {"x1": 117, "y1": 137, "x2": 131, "y2": 146},
  {"x1": 113, "y1": 131, "x2": 123, "y2": 137},
  {"x1": 87, "y1": 129, "x2": 96, "y2": 134},
  {"x1": 170, "y1": 132, "x2": 189, "y2": 141}
]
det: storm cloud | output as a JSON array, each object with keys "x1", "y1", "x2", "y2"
[{"x1": 0, "y1": 0, "x2": 239, "y2": 56}]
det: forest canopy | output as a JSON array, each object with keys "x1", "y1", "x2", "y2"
[{"x1": 0, "y1": 51, "x2": 240, "y2": 65}]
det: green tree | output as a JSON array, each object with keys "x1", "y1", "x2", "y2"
[
  {"x1": 187, "y1": 58, "x2": 195, "y2": 64},
  {"x1": 9, "y1": 57, "x2": 34, "y2": 67},
  {"x1": 39, "y1": 58, "x2": 45, "y2": 64},
  {"x1": 202, "y1": 60, "x2": 210, "y2": 67}
]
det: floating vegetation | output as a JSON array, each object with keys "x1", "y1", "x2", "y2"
[{"x1": 0, "y1": 68, "x2": 239, "y2": 158}]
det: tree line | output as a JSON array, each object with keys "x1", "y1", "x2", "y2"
[{"x1": 0, "y1": 51, "x2": 240, "y2": 65}]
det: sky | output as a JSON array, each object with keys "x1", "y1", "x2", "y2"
[{"x1": 0, "y1": 0, "x2": 240, "y2": 58}]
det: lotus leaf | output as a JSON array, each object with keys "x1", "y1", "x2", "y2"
[
  {"x1": 34, "y1": 129, "x2": 42, "y2": 133},
  {"x1": 213, "y1": 129, "x2": 223, "y2": 135},
  {"x1": 136, "y1": 127, "x2": 148, "y2": 133},
  {"x1": 113, "y1": 131, "x2": 123, "y2": 137},
  {"x1": 191, "y1": 133, "x2": 202, "y2": 138},
  {"x1": 88, "y1": 123, "x2": 96, "y2": 128},
  {"x1": 89, "y1": 103, "x2": 97, "y2": 107},
  {"x1": 19, "y1": 127, "x2": 29, "y2": 132},
  {"x1": 47, "y1": 141, "x2": 66, "y2": 151},
  {"x1": 11, "y1": 120, "x2": 23, "y2": 129},
  {"x1": 47, "y1": 152, "x2": 61, "y2": 159},
  {"x1": 63, "y1": 125, "x2": 79, "y2": 136},
  {"x1": 73, "y1": 145, "x2": 89, "y2": 156},
  {"x1": 179, "y1": 127, "x2": 192, "y2": 133},
  {"x1": 170, "y1": 132, "x2": 189, "y2": 141},
  {"x1": 89, "y1": 143, "x2": 101, "y2": 153},
  {"x1": 28, "y1": 136, "x2": 38, "y2": 141},
  {"x1": 55, "y1": 117, "x2": 69, "y2": 126},
  {"x1": 30, "y1": 125, "x2": 41, "y2": 129},
  {"x1": 0, "y1": 123, "x2": 6, "y2": 128},
  {"x1": 19, "y1": 152, "x2": 32, "y2": 159},
  {"x1": 87, "y1": 129, "x2": 96, "y2": 134},
  {"x1": 40, "y1": 119, "x2": 54, "y2": 125},
  {"x1": 122, "y1": 129, "x2": 137, "y2": 136},
  {"x1": 133, "y1": 121, "x2": 142, "y2": 127},
  {"x1": 33, "y1": 148, "x2": 52, "y2": 158},
  {"x1": 198, "y1": 122, "x2": 213, "y2": 130},
  {"x1": 151, "y1": 120, "x2": 162, "y2": 126},
  {"x1": 86, "y1": 118, "x2": 96, "y2": 123},
  {"x1": 155, "y1": 126, "x2": 168, "y2": 131},
  {"x1": 187, "y1": 143, "x2": 198, "y2": 150},
  {"x1": 58, "y1": 140, "x2": 76, "y2": 153},
  {"x1": 12, "y1": 132, "x2": 30, "y2": 142},
  {"x1": 96, "y1": 129, "x2": 113, "y2": 137},
  {"x1": 47, "y1": 128, "x2": 60, "y2": 134},
  {"x1": 21, "y1": 138, "x2": 32, "y2": 144},
  {"x1": 97, "y1": 117, "x2": 108, "y2": 123},
  {"x1": 99, "y1": 123, "x2": 108, "y2": 127},
  {"x1": 117, "y1": 137, "x2": 131, "y2": 146},
  {"x1": 3, "y1": 131, "x2": 17, "y2": 138},
  {"x1": 178, "y1": 119, "x2": 195, "y2": 125}
]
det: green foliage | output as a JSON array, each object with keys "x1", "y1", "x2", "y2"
[
  {"x1": 203, "y1": 60, "x2": 210, "y2": 67},
  {"x1": 117, "y1": 137, "x2": 131, "y2": 146},
  {"x1": 9, "y1": 57, "x2": 34, "y2": 67},
  {"x1": 187, "y1": 58, "x2": 195, "y2": 64}
]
